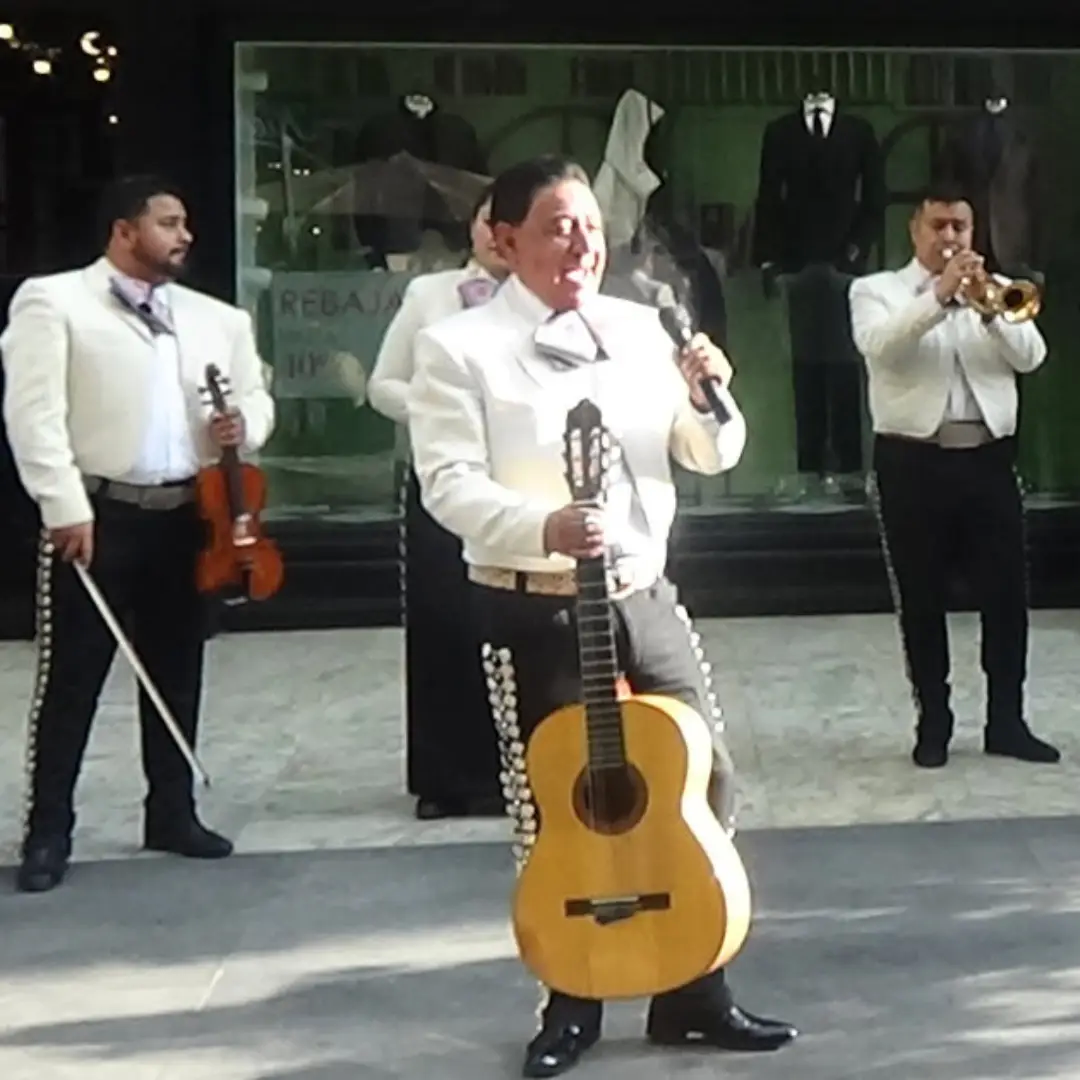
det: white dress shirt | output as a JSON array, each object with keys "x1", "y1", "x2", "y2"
[
  {"x1": 407, "y1": 275, "x2": 746, "y2": 581},
  {"x1": 804, "y1": 97, "x2": 834, "y2": 137},
  {"x1": 368, "y1": 261, "x2": 497, "y2": 426},
  {"x1": 849, "y1": 257, "x2": 1047, "y2": 439},
  {"x1": 107, "y1": 265, "x2": 201, "y2": 484}
]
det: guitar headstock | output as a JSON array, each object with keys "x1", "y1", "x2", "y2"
[
  {"x1": 563, "y1": 398, "x2": 609, "y2": 505},
  {"x1": 200, "y1": 363, "x2": 232, "y2": 414}
]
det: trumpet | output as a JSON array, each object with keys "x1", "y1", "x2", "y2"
[{"x1": 941, "y1": 247, "x2": 1042, "y2": 323}]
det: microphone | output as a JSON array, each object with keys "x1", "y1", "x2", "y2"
[
  {"x1": 629, "y1": 270, "x2": 732, "y2": 425},
  {"x1": 655, "y1": 296, "x2": 732, "y2": 427}
]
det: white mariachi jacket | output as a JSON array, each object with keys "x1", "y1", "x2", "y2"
[
  {"x1": 0, "y1": 257, "x2": 275, "y2": 529},
  {"x1": 849, "y1": 258, "x2": 1047, "y2": 440},
  {"x1": 368, "y1": 261, "x2": 498, "y2": 426},
  {"x1": 407, "y1": 274, "x2": 746, "y2": 579}
]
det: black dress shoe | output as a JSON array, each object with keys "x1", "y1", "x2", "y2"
[
  {"x1": 646, "y1": 1000, "x2": 798, "y2": 1052},
  {"x1": 985, "y1": 725, "x2": 1060, "y2": 764},
  {"x1": 913, "y1": 740, "x2": 948, "y2": 768},
  {"x1": 415, "y1": 795, "x2": 505, "y2": 819},
  {"x1": 144, "y1": 818, "x2": 233, "y2": 859},
  {"x1": 415, "y1": 797, "x2": 463, "y2": 820},
  {"x1": 463, "y1": 795, "x2": 506, "y2": 817},
  {"x1": 522, "y1": 1022, "x2": 600, "y2": 1078},
  {"x1": 16, "y1": 837, "x2": 71, "y2": 893}
]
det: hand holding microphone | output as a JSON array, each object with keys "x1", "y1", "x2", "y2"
[
  {"x1": 630, "y1": 269, "x2": 734, "y2": 424},
  {"x1": 656, "y1": 303, "x2": 734, "y2": 424}
]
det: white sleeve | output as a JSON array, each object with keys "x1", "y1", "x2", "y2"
[{"x1": 0, "y1": 279, "x2": 92, "y2": 527}]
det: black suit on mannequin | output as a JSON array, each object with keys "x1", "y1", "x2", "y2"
[
  {"x1": 937, "y1": 104, "x2": 1042, "y2": 280},
  {"x1": 352, "y1": 96, "x2": 489, "y2": 262},
  {"x1": 753, "y1": 103, "x2": 885, "y2": 481}
]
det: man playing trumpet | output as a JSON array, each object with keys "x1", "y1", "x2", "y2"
[{"x1": 849, "y1": 180, "x2": 1058, "y2": 770}]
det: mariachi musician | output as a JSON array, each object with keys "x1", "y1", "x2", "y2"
[
  {"x1": 369, "y1": 183, "x2": 510, "y2": 819},
  {"x1": 407, "y1": 154, "x2": 797, "y2": 1078},
  {"x1": 0, "y1": 174, "x2": 275, "y2": 893}
]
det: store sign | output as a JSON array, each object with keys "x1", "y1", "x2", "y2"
[{"x1": 269, "y1": 270, "x2": 413, "y2": 399}]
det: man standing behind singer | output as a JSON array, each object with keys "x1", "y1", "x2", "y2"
[
  {"x1": 369, "y1": 184, "x2": 509, "y2": 820},
  {"x1": 849, "y1": 181, "x2": 1057, "y2": 769},
  {"x1": 1, "y1": 174, "x2": 275, "y2": 892}
]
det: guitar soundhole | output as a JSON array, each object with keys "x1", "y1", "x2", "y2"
[{"x1": 572, "y1": 765, "x2": 648, "y2": 836}]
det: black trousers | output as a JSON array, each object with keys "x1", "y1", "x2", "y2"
[
  {"x1": 872, "y1": 435, "x2": 1028, "y2": 743},
  {"x1": 786, "y1": 263, "x2": 864, "y2": 476},
  {"x1": 22, "y1": 494, "x2": 208, "y2": 850},
  {"x1": 473, "y1": 576, "x2": 735, "y2": 1027},
  {"x1": 403, "y1": 471, "x2": 500, "y2": 801}
]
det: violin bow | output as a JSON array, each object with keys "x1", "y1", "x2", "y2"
[{"x1": 73, "y1": 562, "x2": 212, "y2": 788}]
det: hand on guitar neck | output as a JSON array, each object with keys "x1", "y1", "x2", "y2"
[{"x1": 543, "y1": 504, "x2": 608, "y2": 558}]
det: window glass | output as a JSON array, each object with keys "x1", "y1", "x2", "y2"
[{"x1": 235, "y1": 44, "x2": 1074, "y2": 520}]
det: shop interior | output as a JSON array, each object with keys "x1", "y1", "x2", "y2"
[{"x1": 235, "y1": 45, "x2": 1078, "y2": 521}]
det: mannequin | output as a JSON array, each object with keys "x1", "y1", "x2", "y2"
[
  {"x1": 353, "y1": 93, "x2": 489, "y2": 264},
  {"x1": 752, "y1": 87, "x2": 884, "y2": 499},
  {"x1": 937, "y1": 93, "x2": 1042, "y2": 280}
]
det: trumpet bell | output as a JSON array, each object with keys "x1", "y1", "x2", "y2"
[{"x1": 976, "y1": 277, "x2": 1042, "y2": 323}]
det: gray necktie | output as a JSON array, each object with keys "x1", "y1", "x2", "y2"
[{"x1": 109, "y1": 276, "x2": 175, "y2": 336}]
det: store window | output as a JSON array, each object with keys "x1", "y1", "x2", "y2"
[{"x1": 235, "y1": 44, "x2": 1078, "y2": 521}]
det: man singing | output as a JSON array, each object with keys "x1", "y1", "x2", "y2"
[
  {"x1": 408, "y1": 155, "x2": 796, "y2": 1077},
  {"x1": 1, "y1": 174, "x2": 275, "y2": 892},
  {"x1": 850, "y1": 181, "x2": 1057, "y2": 769}
]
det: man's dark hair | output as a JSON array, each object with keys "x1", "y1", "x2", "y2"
[
  {"x1": 469, "y1": 182, "x2": 494, "y2": 224},
  {"x1": 914, "y1": 178, "x2": 972, "y2": 214},
  {"x1": 98, "y1": 174, "x2": 185, "y2": 246},
  {"x1": 489, "y1": 155, "x2": 590, "y2": 227}
]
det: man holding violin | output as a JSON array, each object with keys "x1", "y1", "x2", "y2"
[
  {"x1": 1, "y1": 174, "x2": 275, "y2": 893},
  {"x1": 849, "y1": 180, "x2": 1057, "y2": 771}
]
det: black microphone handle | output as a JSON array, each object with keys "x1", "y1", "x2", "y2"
[
  {"x1": 672, "y1": 323, "x2": 733, "y2": 425},
  {"x1": 658, "y1": 306, "x2": 732, "y2": 425},
  {"x1": 698, "y1": 374, "x2": 732, "y2": 425}
]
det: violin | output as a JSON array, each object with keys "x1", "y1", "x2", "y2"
[{"x1": 195, "y1": 363, "x2": 284, "y2": 604}]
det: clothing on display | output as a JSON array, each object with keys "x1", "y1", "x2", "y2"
[
  {"x1": 752, "y1": 92, "x2": 885, "y2": 275},
  {"x1": 752, "y1": 92, "x2": 885, "y2": 485},
  {"x1": 785, "y1": 263, "x2": 864, "y2": 478},
  {"x1": 597, "y1": 90, "x2": 730, "y2": 351},
  {"x1": 936, "y1": 97, "x2": 1043, "y2": 280},
  {"x1": 593, "y1": 88, "x2": 667, "y2": 251},
  {"x1": 352, "y1": 94, "x2": 489, "y2": 263}
]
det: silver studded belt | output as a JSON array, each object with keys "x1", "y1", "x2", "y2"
[
  {"x1": 84, "y1": 475, "x2": 196, "y2": 511},
  {"x1": 467, "y1": 564, "x2": 647, "y2": 600}
]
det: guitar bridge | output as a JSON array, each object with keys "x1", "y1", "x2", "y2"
[{"x1": 564, "y1": 892, "x2": 670, "y2": 925}]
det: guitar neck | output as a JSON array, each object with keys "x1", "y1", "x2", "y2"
[{"x1": 575, "y1": 555, "x2": 627, "y2": 770}]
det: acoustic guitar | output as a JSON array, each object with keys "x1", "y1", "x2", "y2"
[{"x1": 511, "y1": 398, "x2": 752, "y2": 1001}]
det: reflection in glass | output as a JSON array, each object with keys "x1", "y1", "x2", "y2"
[{"x1": 234, "y1": 44, "x2": 1079, "y2": 520}]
